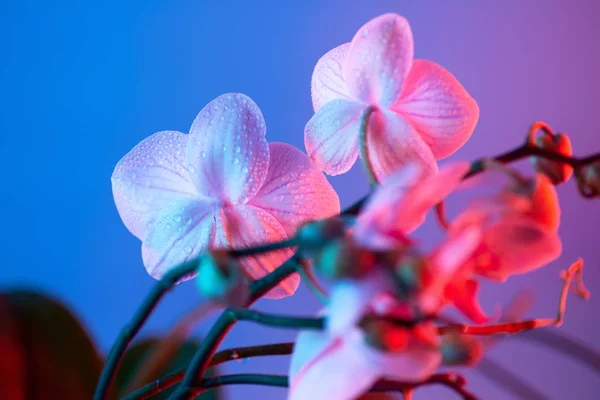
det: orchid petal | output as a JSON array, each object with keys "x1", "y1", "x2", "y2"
[
  {"x1": 289, "y1": 329, "x2": 379, "y2": 400},
  {"x1": 187, "y1": 93, "x2": 269, "y2": 203},
  {"x1": 311, "y1": 43, "x2": 352, "y2": 111},
  {"x1": 327, "y1": 271, "x2": 392, "y2": 335},
  {"x1": 445, "y1": 278, "x2": 489, "y2": 324},
  {"x1": 344, "y1": 14, "x2": 414, "y2": 107},
  {"x1": 141, "y1": 198, "x2": 218, "y2": 279},
  {"x1": 529, "y1": 174, "x2": 560, "y2": 232},
  {"x1": 111, "y1": 131, "x2": 199, "y2": 240},
  {"x1": 395, "y1": 161, "x2": 470, "y2": 232},
  {"x1": 289, "y1": 330, "x2": 335, "y2": 381},
  {"x1": 479, "y1": 217, "x2": 562, "y2": 281},
  {"x1": 304, "y1": 99, "x2": 367, "y2": 176},
  {"x1": 366, "y1": 109, "x2": 438, "y2": 182},
  {"x1": 351, "y1": 327, "x2": 442, "y2": 383},
  {"x1": 249, "y1": 143, "x2": 340, "y2": 236},
  {"x1": 214, "y1": 205, "x2": 299, "y2": 299},
  {"x1": 393, "y1": 60, "x2": 479, "y2": 159}
]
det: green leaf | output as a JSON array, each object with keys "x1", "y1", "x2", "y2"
[
  {"x1": 115, "y1": 338, "x2": 220, "y2": 400},
  {"x1": 0, "y1": 289, "x2": 103, "y2": 400}
]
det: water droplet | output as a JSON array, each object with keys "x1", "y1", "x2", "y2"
[
  {"x1": 184, "y1": 245, "x2": 193, "y2": 253},
  {"x1": 173, "y1": 215, "x2": 182, "y2": 223},
  {"x1": 201, "y1": 151, "x2": 207, "y2": 158},
  {"x1": 187, "y1": 164, "x2": 196, "y2": 173}
]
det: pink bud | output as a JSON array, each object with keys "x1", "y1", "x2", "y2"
[{"x1": 530, "y1": 132, "x2": 573, "y2": 185}]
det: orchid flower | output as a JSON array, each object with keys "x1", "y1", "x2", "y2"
[
  {"x1": 305, "y1": 13, "x2": 479, "y2": 181},
  {"x1": 289, "y1": 228, "x2": 481, "y2": 400},
  {"x1": 111, "y1": 93, "x2": 340, "y2": 298},
  {"x1": 452, "y1": 173, "x2": 562, "y2": 281},
  {"x1": 444, "y1": 173, "x2": 562, "y2": 322}
]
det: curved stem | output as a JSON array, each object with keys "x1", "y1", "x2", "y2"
[
  {"x1": 122, "y1": 343, "x2": 295, "y2": 400},
  {"x1": 358, "y1": 106, "x2": 378, "y2": 187},
  {"x1": 93, "y1": 259, "x2": 200, "y2": 400},
  {"x1": 168, "y1": 257, "x2": 301, "y2": 399},
  {"x1": 128, "y1": 372, "x2": 479, "y2": 400}
]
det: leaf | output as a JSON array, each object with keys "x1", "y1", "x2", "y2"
[
  {"x1": 0, "y1": 289, "x2": 103, "y2": 400},
  {"x1": 115, "y1": 338, "x2": 220, "y2": 400}
]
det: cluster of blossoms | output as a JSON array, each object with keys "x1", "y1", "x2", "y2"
[{"x1": 107, "y1": 13, "x2": 597, "y2": 400}]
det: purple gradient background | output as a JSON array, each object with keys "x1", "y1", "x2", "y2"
[{"x1": 1, "y1": 1, "x2": 599, "y2": 399}]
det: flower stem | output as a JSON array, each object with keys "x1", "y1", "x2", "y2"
[
  {"x1": 127, "y1": 371, "x2": 479, "y2": 400},
  {"x1": 122, "y1": 343, "x2": 295, "y2": 400},
  {"x1": 168, "y1": 257, "x2": 302, "y2": 399},
  {"x1": 358, "y1": 106, "x2": 378, "y2": 187},
  {"x1": 94, "y1": 259, "x2": 200, "y2": 400}
]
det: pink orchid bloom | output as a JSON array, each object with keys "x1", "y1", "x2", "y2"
[
  {"x1": 353, "y1": 161, "x2": 471, "y2": 250},
  {"x1": 305, "y1": 13, "x2": 479, "y2": 181},
  {"x1": 288, "y1": 228, "x2": 481, "y2": 399},
  {"x1": 288, "y1": 322, "x2": 441, "y2": 400},
  {"x1": 111, "y1": 93, "x2": 340, "y2": 298},
  {"x1": 445, "y1": 174, "x2": 562, "y2": 322}
]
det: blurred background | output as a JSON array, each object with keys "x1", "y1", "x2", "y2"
[{"x1": 1, "y1": 0, "x2": 599, "y2": 398}]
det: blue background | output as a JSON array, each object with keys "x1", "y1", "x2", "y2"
[{"x1": 1, "y1": 1, "x2": 599, "y2": 398}]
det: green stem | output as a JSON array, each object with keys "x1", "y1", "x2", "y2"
[
  {"x1": 94, "y1": 259, "x2": 199, "y2": 400},
  {"x1": 358, "y1": 106, "x2": 378, "y2": 187},
  {"x1": 122, "y1": 343, "x2": 295, "y2": 400},
  {"x1": 168, "y1": 257, "x2": 301, "y2": 399},
  {"x1": 182, "y1": 373, "x2": 478, "y2": 400}
]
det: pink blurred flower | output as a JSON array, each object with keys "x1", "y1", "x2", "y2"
[
  {"x1": 305, "y1": 13, "x2": 479, "y2": 181},
  {"x1": 445, "y1": 174, "x2": 562, "y2": 322},
  {"x1": 353, "y1": 161, "x2": 471, "y2": 250},
  {"x1": 288, "y1": 322, "x2": 441, "y2": 400},
  {"x1": 111, "y1": 93, "x2": 340, "y2": 298}
]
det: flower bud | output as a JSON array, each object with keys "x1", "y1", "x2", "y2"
[
  {"x1": 390, "y1": 249, "x2": 428, "y2": 300},
  {"x1": 440, "y1": 334, "x2": 483, "y2": 366},
  {"x1": 313, "y1": 239, "x2": 376, "y2": 279},
  {"x1": 530, "y1": 132, "x2": 573, "y2": 185},
  {"x1": 195, "y1": 250, "x2": 249, "y2": 307},
  {"x1": 296, "y1": 217, "x2": 348, "y2": 254},
  {"x1": 578, "y1": 161, "x2": 600, "y2": 198},
  {"x1": 361, "y1": 318, "x2": 411, "y2": 352}
]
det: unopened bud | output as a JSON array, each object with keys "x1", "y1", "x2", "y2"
[
  {"x1": 361, "y1": 318, "x2": 411, "y2": 352},
  {"x1": 391, "y1": 249, "x2": 428, "y2": 300},
  {"x1": 195, "y1": 250, "x2": 249, "y2": 307},
  {"x1": 313, "y1": 239, "x2": 376, "y2": 279},
  {"x1": 530, "y1": 132, "x2": 573, "y2": 185},
  {"x1": 578, "y1": 161, "x2": 600, "y2": 198},
  {"x1": 296, "y1": 217, "x2": 348, "y2": 254},
  {"x1": 441, "y1": 334, "x2": 483, "y2": 366}
]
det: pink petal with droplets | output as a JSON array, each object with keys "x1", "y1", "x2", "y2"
[
  {"x1": 187, "y1": 93, "x2": 270, "y2": 204},
  {"x1": 343, "y1": 14, "x2": 414, "y2": 107},
  {"x1": 289, "y1": 329, "x2": 379, "y2": 400},
  {"x1": 304, "y1": 99, "x2": 367, "y2": 176},
  {"x1": 111, "y1": 130, "x2": 200, "y2": 240},
  {"x1": 213, "y1": 205, "x2": 299, "y2": 299},
  {"x1": 141, "y1": 198, "x2": 219, "y2": 279},
  {"x1": 392, "y1": 60, "x2": 479, "y2": 159},
  {"x1": 311, "y1": 43, "x2": 352, "y2": 111},
  {"x1": 249, "y1": 143, "x2": 340, "y2": 236},
  {"x1": 366, "y1": 109, "x2": 438, "y2": 182}
]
